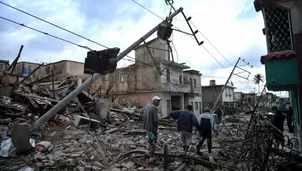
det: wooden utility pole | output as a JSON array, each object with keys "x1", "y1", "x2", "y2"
[{"x1": 211, "y1": 57, "x2": 241, "y2": 112}]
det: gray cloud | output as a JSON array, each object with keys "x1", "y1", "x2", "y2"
[{"x1": 0, "y1": 0, "x2": 148, "y2": 63}]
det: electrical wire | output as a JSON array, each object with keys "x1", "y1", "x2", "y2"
[
  {"x1": 0, "y1": 16, "x2": 92, "y2": 51},
  {"x1": 0, "y1": 1, "x2": 170, "y2": 62},
  {"x1": 131, "y1": 0, "x2": 246, "y2": 85},
  {"x1": 1, "y1": 0, "x2": 244, "y2": 90},
  {"x1": 190, "y1": 21, "x2": 233, "y2": 66},
  {"x1": 131, "y1": 0, "x2": 164, "y2": 20},
  {"x1": 0, "y1": 1, "x2": 109, "y2": 49}
]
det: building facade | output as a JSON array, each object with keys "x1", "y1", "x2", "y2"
[
  {"x1": 14, "y1": 60, "x2": 85, "y2": 82},
  {"x1": 202, "y1": 80, "x2": 236, "y2": 108},
  {"x1": 254, "y1": 0, "x2": 302, "y2": 150},
  {"x1": 0, "y1": 60, "x2": 9, "y2": 77},
  {"x1": 98, "y1": 38, "x2": 202, "y2": 117}
]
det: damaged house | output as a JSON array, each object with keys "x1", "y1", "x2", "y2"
[
  {"x1": 202, "y1": 80, "x2": 236, "y2": 108},
  {"x1": 98, "y1": 38, "x2": 203, "y2": 117}
]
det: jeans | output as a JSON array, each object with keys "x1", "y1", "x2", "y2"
[{"x1": 196, "y1": 136, "x2": 212, "y2": 153}]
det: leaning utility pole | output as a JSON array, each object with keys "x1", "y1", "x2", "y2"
[
  {"x1": 211, "y1": 57, "x2": 241, "y2": 112},
  {"x1": 30, "y1": 7, "x2": 184, "y2": 132}
]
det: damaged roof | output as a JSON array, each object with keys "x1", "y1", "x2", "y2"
[{"x1": 260, "y1": 50, "x2": 296, "y2": 64}]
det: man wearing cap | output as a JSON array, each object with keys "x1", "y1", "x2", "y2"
[
  {"x1": 143, "y1": 96, "x2": 161, "y2": 155},
  {"x1": 196, "y1": 107, "x2": 215, "y2": 155},
  {"x1": 169, "y1": 105, "x2": 199, "y2": 154}
]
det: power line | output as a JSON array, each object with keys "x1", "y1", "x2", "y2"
[
  {"x1": 132, "y1": 0, "x2": 164, "y2": 20},
  {"x1": 130, "y1": 0, "x2": 247, "y2": 86},
  {"x1": 190, "y1": 21, "x2": 233, "y2": 66},
  {"x1": 0, "y1": 16, "x2": 92, "y2": 51},
  {"x1": 131, "y1": 0, "x2": 243, "y2": 82},
  {"x1": 0, "y1": 1, "x2": 170, "y2": 63},
  {"x1": 0, "y1": 1, "x2": 109, "y2": 49}
]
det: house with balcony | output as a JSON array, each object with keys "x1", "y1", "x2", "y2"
[
  {"x1": 202, "y1": 80, "x2": 236, "y2": 108},
  {"x1": 97, "y1": 38, "x2": 202, "y2": 117},
  {"x1": 254, "y1": 0, "x2": 302, "y2": 150}
]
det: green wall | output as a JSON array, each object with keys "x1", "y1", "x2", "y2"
[{"x1": 264, "y1": 58, "x2": 299, "y2": 91}]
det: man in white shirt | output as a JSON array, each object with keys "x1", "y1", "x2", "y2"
[{"x1": 196, "y1": 107, "x2": 215, "y2": 155}]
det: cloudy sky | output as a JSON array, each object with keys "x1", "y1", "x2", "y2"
[{"x1": 0, "y1": 0, "x2": 287, "y2": 96}]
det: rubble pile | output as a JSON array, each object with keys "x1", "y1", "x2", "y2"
[{"x1": 3, "y1": 69, "x2": 297, "y2": 170}]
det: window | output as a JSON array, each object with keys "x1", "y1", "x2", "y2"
[
  {"x1": 194, "y1": 79, "x2": 197, "y2": 88},
  {"x1": 190, "y1": 102, "x2": 193, "y2": 107},
  {"x1": 28, "y1": 65, "x2": 32, "y2": 73},
  {"x1": 167, "y1": 100, "x2": 171, "y2": 112},
  {"x1": 166, "y1": 68, "x2": 170, "y2": 82},
  {"x1": 199, "y1": 102, "x2": 202, "y2": 114},
  {"x1": 263, "y1": 6, "x2": 293, "y2": 52},
  {"x1": 195, "y1": 102, "x2": 198, "y2": 111},
  {"x1": 120, "y1": 73, "x2": 128, "y2": 83},
  {"x1": 0, "y1": 64, "x2": 3, "y2": 72},
  {"x1": 179, "y1": 75, "x2": 182, "y2": 84}
]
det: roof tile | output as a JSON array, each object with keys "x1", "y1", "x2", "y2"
[{"x1": 260, "y1": 50, "x2": 296, "y2": 64}]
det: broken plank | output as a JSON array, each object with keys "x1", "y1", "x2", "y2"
[{"x1": 175, "y1": 163, "x2": 186, "y2": 171}]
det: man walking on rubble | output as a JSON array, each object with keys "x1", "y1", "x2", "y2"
[
  {"x1": 271, "y1": 106, "x2": 285, "y2": 148},
  {"x1": 214, "y1": 107, "x2": 223, "y2": 124},
  {"x1": 143, "y1": 96, "x2": 161, "y2": 155},
  {"x1": 169, "y1": 105, "x2": 200, "y2": 154},
  {"x1": 287, "y1": 106, "x2": 294, "y2": 133},
  {"x1": 196, "y1": 107, "x2": 215, "y2": 155}
]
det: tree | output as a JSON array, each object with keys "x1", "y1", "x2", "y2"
[{"x1": 253, "y1": 73, "x2": 264, "y2": 94}]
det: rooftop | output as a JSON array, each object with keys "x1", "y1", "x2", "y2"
[
  {"x1": 260, "y1": 50, "x2": 296, "y2": 64},
  {"x1": 0, "y1": 60, "x2": 9, "y2": 64},
  {"x1": 134, "y1": 37, "x2": 165, "y2": 51},
  {"x1": 183, "y1": 69, "x2": 202, "y2": 76},
  {"x1": 202, "y1": 85, "x2": 236, "y2": 89},
  {"x1": 161, "y1": 60, "x2": 190, "y2": 69}
]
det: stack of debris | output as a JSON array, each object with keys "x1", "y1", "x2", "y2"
[{"x1": 1, "y1": 46, "x2": 301, "y2": 170}]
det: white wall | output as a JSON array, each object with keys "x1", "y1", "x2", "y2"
[
  {"x1": 188, "y1": 95, "x2": 202, "y2": 115},
  {"x1": 222, "y1": 87, "x2": 235, "y2": 102}
]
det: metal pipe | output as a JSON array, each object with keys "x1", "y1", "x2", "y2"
[
  {"x1": 211, "y1": 57, "x2": 241, "y2": 112},
  {"x1": 30, "y1": 7, "x2": 184, "y2": 132}
]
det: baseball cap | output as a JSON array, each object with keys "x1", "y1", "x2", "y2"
[
  {"x1": 204, "y1": 107, "x2": 210, "y2": 112},
  {"x1": 152, "y1": 96, "x2": 161, "y2": 101}
]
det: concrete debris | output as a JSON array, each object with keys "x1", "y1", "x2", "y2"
[{"x1": 0, "y1": 61, "x2": 301, "y2": 170}]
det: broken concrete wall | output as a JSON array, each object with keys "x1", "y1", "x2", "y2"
[
  {"x1": 14, "y1": 62, "x2": 40, "y2": 77},
  {"x1": 95, "y1": 98, "x2": 112, "y2": 121}
]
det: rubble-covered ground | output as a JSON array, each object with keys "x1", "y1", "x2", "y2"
[
  {"x1": 1, "y1": 110, "x2": 245, "y2": 171},
  {"x1": 1, "y1": 74, "x2": 301, "y2": 171}
]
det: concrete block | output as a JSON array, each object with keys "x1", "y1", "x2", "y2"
[{"x1": 73, "y1": 115, "x2": 100, "y2": 127}]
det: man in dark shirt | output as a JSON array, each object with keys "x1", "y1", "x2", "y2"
[
  {"x1": 143, "y1": 96, "x2": 161, "y2": 155},
  {"x1": 169, "y1": 105, "x2": 199, "y2": 154},
  {"x1": 287, "y1": 106, "x2": 294, "y2": 133},
  {"x1": 214, "y1": 107, "x2": 223, "y2": 124},
  {"x1": 271, "y1": 106, "x2": 285, "y2": 147}
]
